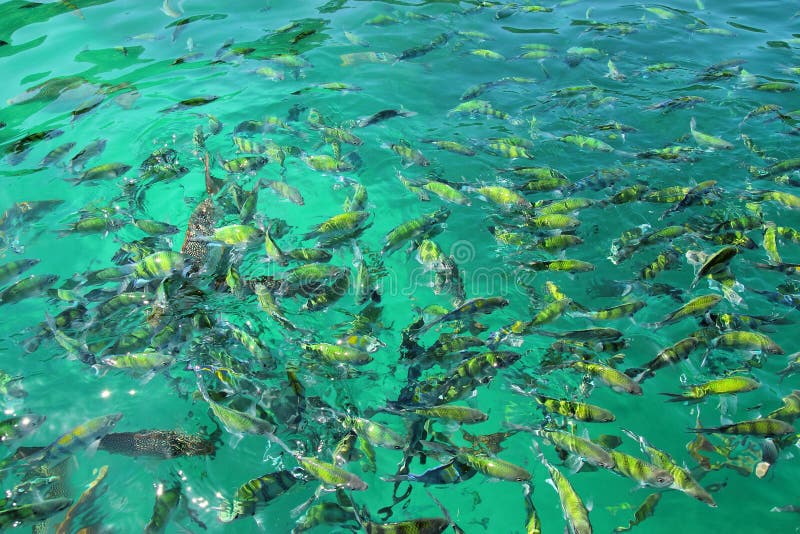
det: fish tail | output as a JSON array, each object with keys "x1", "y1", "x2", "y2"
[
  {"x1": 624, "y1": 367, "x2": 645, "y2": 378},
  {"x1": 659, "y1": 392, "x2": 691, "y2": 402}
]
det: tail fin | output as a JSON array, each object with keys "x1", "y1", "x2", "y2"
[{"x1": 659, "y1": 392, "x2": 695, "y2": 403}]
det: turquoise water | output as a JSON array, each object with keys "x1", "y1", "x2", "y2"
[{"x1": 1, "y1": 0, "x2": 800, "y2": 531}]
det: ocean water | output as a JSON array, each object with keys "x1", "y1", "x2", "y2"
[{"x1": 1, "y1": 0, "x2": 799, "y2": 532}]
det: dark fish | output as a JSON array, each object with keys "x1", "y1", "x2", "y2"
[
  {"x1": 357, "y1": 109, "x2": 417, "y2": 127},
  {"x1": 4, "y1": 129, "x2": 63, "y2": 166},
  {"x1": 69, "y1": 139, "x2": 107, "y2": 171},
  {"x1": 40, "y1": 142, "x2": 75, "y2": 167},
  {"x1": 98, "y1": 430, "x2": 215, "y2": 458},
  {"x1": 160, "y1": 95, "x2": 218, "y2": 113}
]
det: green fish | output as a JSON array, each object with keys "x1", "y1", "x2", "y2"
[
  {"x1": 661, "y1": 376, "x2": 760, "y2": 402},
  {"x1": 144, "y1": 480, "x2": 182, "y2": 533},
  {"x1": 218, "y1": 470, "x2": 298, "y2": 522},
  {"x1": 534, "y1": 442, "x2": 592, "y2": 534},
  {"x1": 689, "y1": 418, "x2": 794, "y2": 437},
  {"x1": 689, "y1": 117, "x2": 733, "y2": 149}
]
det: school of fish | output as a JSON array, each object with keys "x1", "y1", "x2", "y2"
[{"x1": 0, "y1": 0, "x2": 799, "y2": 532}]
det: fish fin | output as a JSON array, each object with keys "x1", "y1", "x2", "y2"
[
  {"x1": 227, "y1": 433, "x2": 243, "y2": 450},
  {"x1": 565, "y1": 453, "x2": 584, "y2": 474},
  {"x1": 85, "y1": 437, "x2": 102, "y2": 458},
  {"x1": 139, "y1": 370, "x2": 157, "y2": 385}
]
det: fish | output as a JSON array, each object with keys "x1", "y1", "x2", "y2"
[
  {"x1": 55, "y1": 464, "x2": 109, "y2": 534},
  {"x1": 0, "y1": 499, "x2": 73, "y2": 529},
  {"x1": 533, "y1": 442, "x2": 592, "y2": 534},
  {"x1": 160, "y1": 95, "x2": 218, "y2": 113},
  {"x1": 293, "y1": 501, "x2": 358, "y2": 532},
  {"x1": 382, "y1": 208, "x2": 450, "y2": 256},
  {"x1": 195, "y1": 376, "x2": 276, "y2": 439},
  {"x1": 40, "y1": 142, "x2": 75, "y2": 167},
  {"x1": 98, "y1": 429, "x2": 215, "y2": 458},
  {"x1": 606, "y1": 450, "x2": 674, "y2": 488},
  {"x1": 661, "y1": 376, "x2": 760, "y2": 402},
  {"x1": 711, "y1": 331, "x2": 784, "y2": 354},
  {"x1": 0, "y1": 274, "x2": 59, "y2": 305},
  {"x1": 68, "y1": 139, "x2": 107, "y2": 171},
  {"x1": 689, "y1": 117, "x2": 733, "y2": 149},
  {"x1": 24, "y1": 413, "x2": 123, "y2": 468},
  {"x1": 416, "y1": 296, "x2": 508, "y2": 335},
  {"x1": 218, "y1": 470, "x2": 298, "y2": 522},
  {"x1": 622, "y1": 429, "x2": 715, "y2": 507},
  {"x1": 627, "y1": 337, "x2": 701, "y2": 383},
  {"x1": 144, "y1": 480, "x2": 182, "y2": 533},
  {"x1": 613, "y1": 493, "x2": 661, "y2": 532},
  {"x1": 533, "y1": 394, "x2": 616, "y2": 422},
  {"x1": 651, "y1": 295, "x2": 722, "y2": 328},
  {"x1": 570, "y1": 361, "x2": 642, "y2": 395},
  {"x1": 530, "y1": 427, "x2": 615, "y2": 469},
  {"x1": 689, "y1": 418, "x2": 794, "y2": 437},
  {"x1": 0, "y1": 413, "x2": 46, "y2": 443}
]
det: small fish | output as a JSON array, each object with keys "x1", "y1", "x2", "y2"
[
  {"x1": 302, "y1": 343, "x2": 372, "y2": 365},
  {"x1": 382, "y1": 458, "x2": 477, "y2": 486},
  {"x1": 160, "y1": 95, "x2": 218, "y2": 113},
  {"x1": 56, "y1": 464, "x2": 110, "y2": 533},
  {"x1": 534, "y1": 394, "x2": 615, "y2": 422},
  {"x1": 69, "y1": 139, "x2": 107, "y2": 171},
  {"x1": 264, "y1": 180, "x2": 304, "y2": 205},
  {"x1": 622, "y1": 429, "x2": 716, "y2": 507},
  {"x1": 344, "y1": 415, "x2": 406, "y2": 450},
  {"x1": 652, "y1": 295, "x2": 722, "y2": 328},
  {"x1": 144, "y1": 480, "x2": 182, "y2": 533},
  {"x1": 689, "y1": 418, "x2": 794, "y2": 437},
  {"x1": 219, "y1": 156, "x2": 268, "y2": 173},
  {"x1": 382, "y1": 208, "x2": 450, "y2": 256},
  {"x1": 0, "y1": 413, "x2": 46, "y2": 443},
  {"x1": 661, "y1": 376, "x2": 760, "y2": 402},
  {"x1": 196, "y1": 377, "x2": 276, "y2": 438},
  {"x1": 40, "y1": 142, "x2": 75, "y2": 167},
  {"x1": 0, "y1": 499, "x2": 73, "y2": 529},
  {"x1": 627, "y1": 337, "x2": 700, "y2": 382},
  {"x1": 533, "y1": 427, "x2": 615, "y2": 468},
  {"x1": 0, "y1": 274, "x2": 58, "y2": 305},
  {"x1": 560, "y1": 134, "x2": 614, "y2": 152},
  {"x1": 409, "y1": 405, "x2": 488, "y2": 424},
  {"x1": 571, "y1": 361, "x2": 642, "y2": 395},
  {"x1": 607, "y1": 449, "x2": 674, "y2": 488},
  {"x1": 533, "y1": 442, "x2": 592, "y2": 534},
  {"x1": 712, "y1": 330, "x2": 783, "y2": 354},
  {"x1": 218, "y1": 470, "x2": 298, "y2": 522},
  {"x1": 689, "y1": 117, "x2": 733, "y2": 149},
  {"x1": 298, "y1": 455, "x2": 368, "y2": 490},
  {"x1": 475, "y1": 185, "x2": 531, "y2": 208},
  {"x1": 134, "y1": 219, "x2": 179, "y2": 236},
  {"x1": 454, "y1": 450, "x2": 531, "y2": 482},
  {"x1": 613, "y1": 493, "x2": 662, "y2": 532},
  {"x1": 0, "y1": 258, "x2": 39, "y2": 286},
  {"x1": 388, "y1": 142, "x2": 430, "y2": 166},
  {"x1": 28, "y1": 413, "x2": 123, "y2": 467}
]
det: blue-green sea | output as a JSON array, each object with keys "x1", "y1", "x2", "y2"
[{"x1": 1, "y1": 0, "x2": 800, "y2": 532}]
